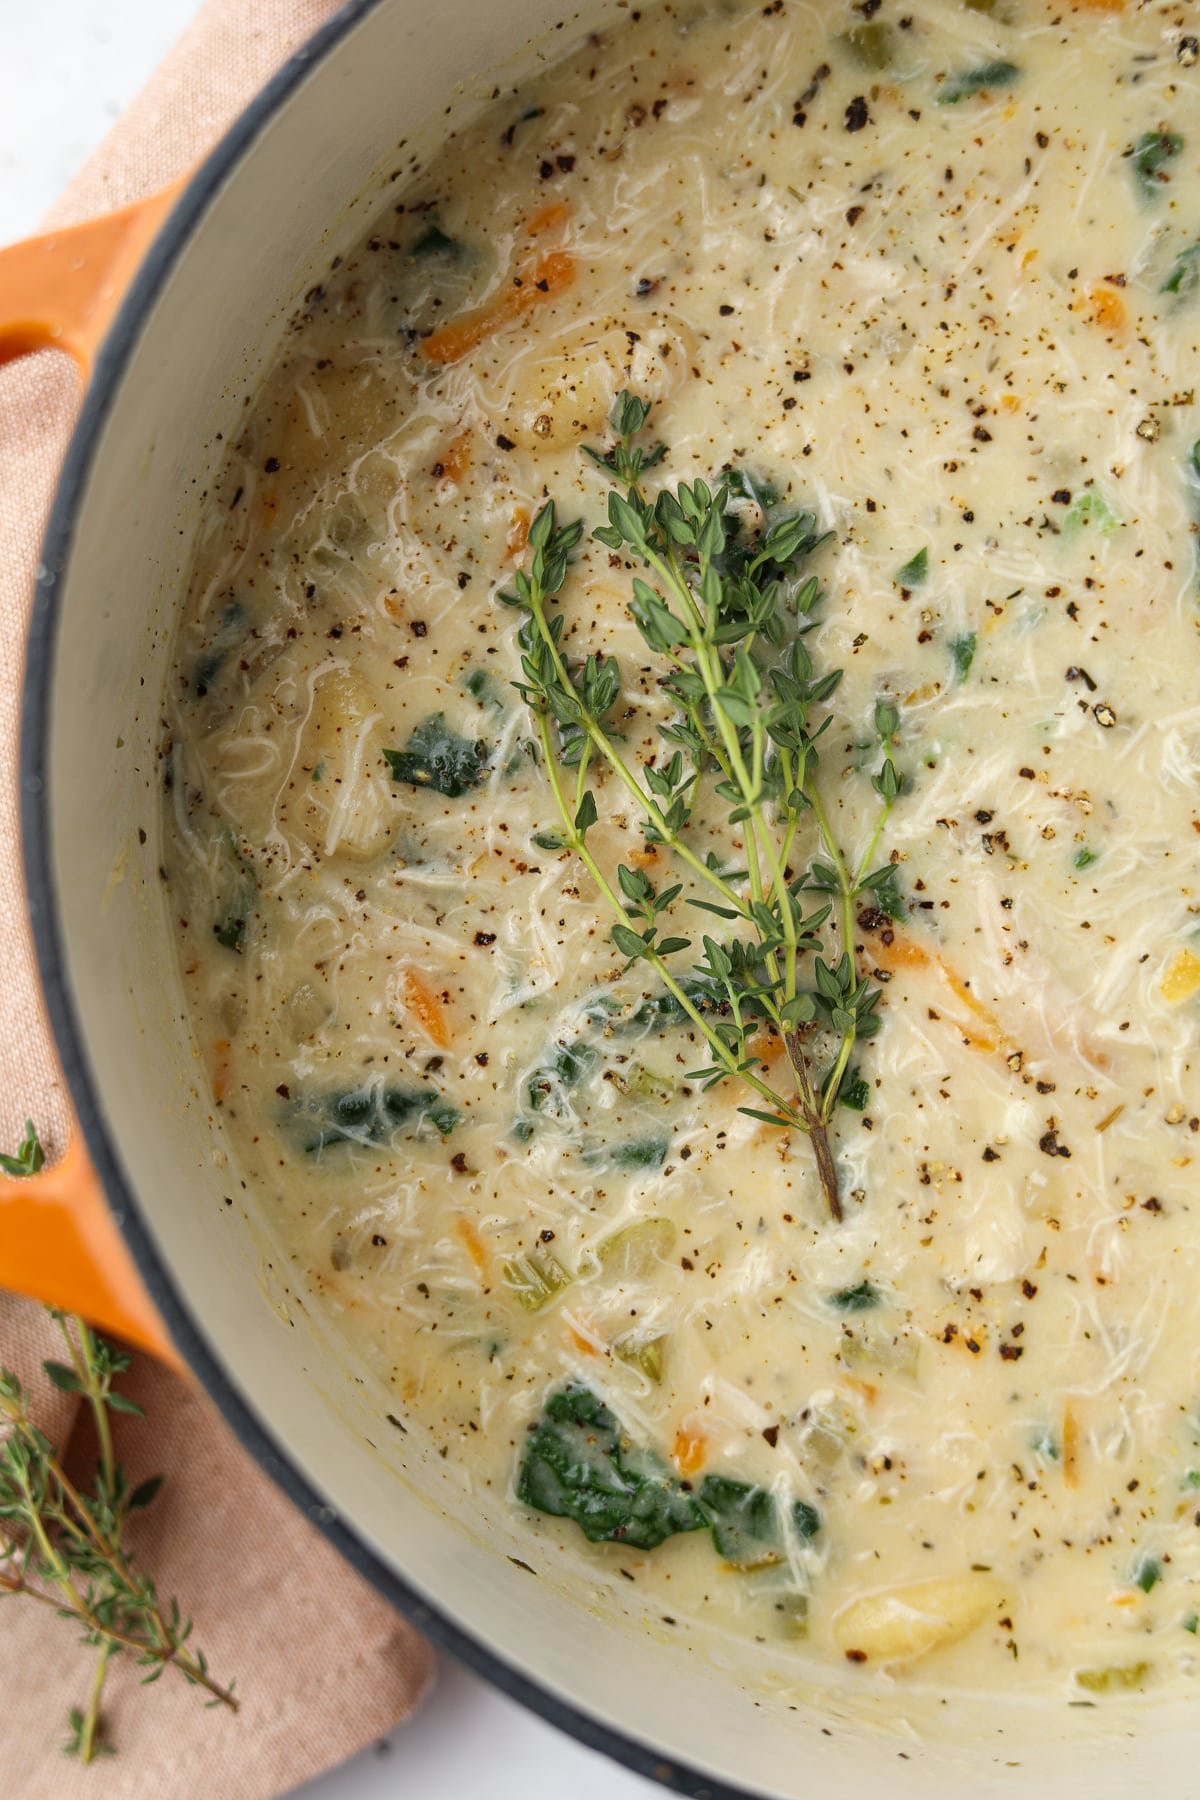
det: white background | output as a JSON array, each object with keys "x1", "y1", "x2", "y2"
[{"x1": 0, "y1": 6, "x2": 655, "y2": 1797}]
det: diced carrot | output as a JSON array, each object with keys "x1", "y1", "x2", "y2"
[
  {"x1": 418, "y1": 249, "x2": 576, "y2": 367},
  {"x1": 258, "y1": 490, "x2": 279, "y2": 527},
  {"x1": 628, "y1": 846, "x2": 660, "y2": 870},
  {"x1": 1000, "y1": 393, "x2": 1022, "y2": 413},
  {"x1": 868, "y1": 931, "x2": 1005, "y2": 1053},
  {"x1": 868, "y1": 931, "x2": 930, "y2": 972},
  {"x1": 455, "y1": 1214, "x2": 488, "y2": 1273},
  {"x1": 1063, "y1": 1404, "x2": 1080, "y2": 1488},
  {"x1": 211, "y1": 1038, "x2": 232, "y2": 1104},
  {"x1": 403, "y1": 968, "x2": 452, "y2": 1048},
  {"x1": 939, "y1": 968, "x2": 1004, "y2": 1049},
  {"x1": 842, "y1": 1375, "x2": 879, "y2": 1405},
  {"x1": 438, "y1": 429, "x2": 473, "y2": 484},
  {"x1": 568, "y1": 1326, "x2": 601, "y2": 1357},
  {"x1": 944, "y1": 1018, "x2": 999, "y2": 1054},
  {"x1": 1079, "y1": 286, "x2": 1126, "y2": 335},
  {"x1": 754, "y1": 1030, "x2": 789, "y2": 1068},
  {"x1": 506, "y1": 506, "x2": 531, "y2": 560},
  {"x1": 672, "y1": 1426, "x2": 707, "y2": 1478},
  {"x1": 524, "y1": 199, "x2": 571, "y2": 238}
]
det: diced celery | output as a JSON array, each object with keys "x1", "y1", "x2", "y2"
[
  {"x1": 598, "y1": 1217, "x2": 677, "y2": 1281},
  {"x1": 611, "y1": 1061, "x2": 674, "y2": 1102},
  {"x1": 615, "y1": 1334, "x2": 667, "y2": 1382},
  {"x1": 773, "y1": 1591, "x2": 810, "y2": 1640},
  {"x1": 843, "y1": 22, "x2": 894, "y2": 68},
  {"x1": 503, "y1": 1246, "x2": 572, "y2": 1312},
  {"x1": 1075, "y1": 1662, "x2": 1151, "y2": 1693},
  {"x1": 840, "y1": 1327, "x2": 919, "y2": 1377}
]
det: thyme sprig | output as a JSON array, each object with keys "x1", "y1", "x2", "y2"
[
  {"x1": 0, "y1": 1127, "x2": 236, "y2": 1762},
  {"x1": 501, "y1": 395, "x2": 904, "y2": 1220}
]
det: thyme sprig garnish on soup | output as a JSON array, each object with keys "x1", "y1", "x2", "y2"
[{"x1": 502, "y1": 393, "x2": 904, "y2": 1220}]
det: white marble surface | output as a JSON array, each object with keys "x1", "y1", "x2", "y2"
[{"x1": 0, "y1": 6, "x2": 658, "y2": 1797}]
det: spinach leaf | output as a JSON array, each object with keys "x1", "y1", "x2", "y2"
[
  {"x1": 516, "y1": 1385, "x2": 704, "y2": 1549},
  {"x1": 937, "y1": 60, "x2": 1020, "y2": 105},
  {"x1": 213, "y1": 914, "x2": 247, "y2": 952},
  {"x1": 1129, "y1": 130, "x2": 1183, "y2": 202},
  {"x1": 828, "y1": 1279, "x2": 882, "y2": 1311},
  {"x1": 526, "y1": 1039, "x2": 599, "y2": 1113},
  {"x1": 696, "y1": 1475, "x2": 821, "y2": 1568},
  {"x1": 1161, "y1": 240, "x2": 1200, "y2": 299},
  {"x1": 1133, "y1": 1554, "x2": 1162, "y2": 1594},
  {"x1": 895, "y1": 547, "x2": 928, "y2": 587},
  {"x1": 517, "y1": 1387, "x2": 823, "y2": 1563},
  {"x1": 192, "y1": 599, "x2": 247, "y2": 696},
  {"x1": 296, "y1": 1084, "x2": 459, "y2": 1153},
  {"x1": 608, "y1": 1135, "x2": 671, "y2": 1170},
  {"x1": 213, "y1": 832, "x2": 256, "y2": 955},
  {"x1": 384, "y1": 714, "x2": 489, "y2": 798},
  {"x1": 410, "y1": 222, "x2": 464, "y2": 259},
  {"x1": 464, "y1": 667, "x2": 504, "y2": 710},
  {"x1": 949, "y1": 632, "x2": 977, "y2": 680}
]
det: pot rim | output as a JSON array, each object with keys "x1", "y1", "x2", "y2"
[{"x1": 18, "y1": 2, "x2": 766, "y2": 1794}]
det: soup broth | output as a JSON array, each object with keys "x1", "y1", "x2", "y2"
[{"x1": 165, "y1": 0, "x2": 1200, "y2": 1698}]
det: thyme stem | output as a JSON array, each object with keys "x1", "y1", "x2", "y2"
[{"x1": 79, "y1": 1641, "x2": 113, "y2": 1765}]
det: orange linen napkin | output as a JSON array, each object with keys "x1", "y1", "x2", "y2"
[{"x1": 0, "y1": 3, "x2": 435, "y2": 1793}]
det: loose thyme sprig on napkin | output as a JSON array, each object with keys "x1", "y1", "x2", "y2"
[
  {"x1": 502, "y1": 394, "x2": 904, "y2": 1219},
  {"x1": 0, "y1": 1124, "x2": 236, "y2": 1762}
]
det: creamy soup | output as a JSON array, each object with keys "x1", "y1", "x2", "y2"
[{"x1": 165, "y1": 0, "x2": 1200, "y2": 1697}]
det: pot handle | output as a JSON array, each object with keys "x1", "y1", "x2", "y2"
[
  {"x1": 0, "y1": 179, "x2": 184, "y2": 370},
  {"x1": 1, "y1": 1139, "x2": 181, "y2": 1368},
  {"x1": 0, "y1": 182, "x2": 187, "y2": 1369}
]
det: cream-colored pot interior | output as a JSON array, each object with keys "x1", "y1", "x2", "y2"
[{"x1": 32, "y1": 0, "x2": 1193, "y2": 1791}]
